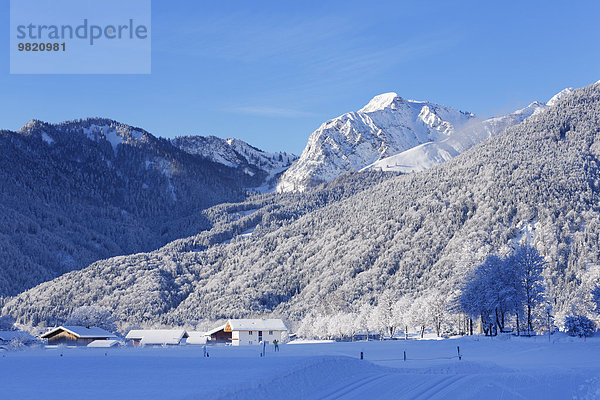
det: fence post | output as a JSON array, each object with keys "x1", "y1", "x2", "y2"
[
  {"x1": 360, "y1": 351, "x2": 363, "y2": 360},
  {"x1": 403, "y1": 350, "x2": 406, "y2": 361},
  {"x1": 457, "y1": 346, "x2": 461, "y2": 360}
]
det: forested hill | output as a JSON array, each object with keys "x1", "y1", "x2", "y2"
[
  {"x1": 5, "y1": 82, "x2": 600, "y2": 329},
  {"x1": 0, "y1": 118, "x2": 292, "y2": 297}
]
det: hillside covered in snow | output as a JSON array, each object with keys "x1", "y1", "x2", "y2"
[
  {"x1": 6, "y1": 82, "x2": 600, "y2": 329},
  {"x1": 0, "y1": 118, "x2": 294, "y2": 296}
]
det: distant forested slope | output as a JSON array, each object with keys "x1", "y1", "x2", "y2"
[{"x1": 0, "y1": 118, "x2": 289, "y2": 296}]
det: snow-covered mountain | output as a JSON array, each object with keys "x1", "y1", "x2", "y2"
[
  {"x1": 278, "y1": 89, "x2": 573, "y2": 191},
  {"x1": 363, "y1": 99, "x2": 551, "y2": 173},
  {"x1": 277, "y1": 93, "x2": 476, "y2": 192},
  {"x1": 171, "y1": 136, "x2": 297, "y2": 192}
]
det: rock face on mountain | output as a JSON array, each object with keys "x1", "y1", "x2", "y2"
[
  {"x1": 277, "y1": 93, "x2": 475, "y2": 192},
  {"x1": 171, "y1": 136, "x2": 297, "y2": 192},
  {"x1": 7, "y1": 82, "x2": 600, "y2": 329},
  {"x1": 0, "y1": 118, "x2": 291, "y2": 296}
]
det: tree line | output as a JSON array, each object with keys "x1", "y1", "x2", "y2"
[{"x1": 298, "y1": 245, "x2": 600, "y2": 340}]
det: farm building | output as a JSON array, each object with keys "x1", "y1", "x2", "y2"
[
  {"x1": 40, "y1": 326, "x2": 117, "y2": 346},
  {"x1": 186, "y1": 331, "x2": 210, "y2": 345},
  {"x1": 207, "y1": 319, "x2": 288, "y2": 346},
  {"x1": 87, "y1": 339, "x2": 121, "y2": 348},
  {"x1": 204, "y1": 324, "x2": 229, "y2": 344},
  {"x1": 125, "y1": 329, "x2": 188, "y2": 346},
  {"x1": 0, "y1": 330, "x2": 36, "y2": 346}
]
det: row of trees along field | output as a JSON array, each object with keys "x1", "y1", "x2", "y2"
[{"x1": 298, "y1": 245, "x2": 600, "y2": 340}]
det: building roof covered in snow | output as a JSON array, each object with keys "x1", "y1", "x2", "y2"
[
  {"x1": 125, "y1": 329, "x2": 188, "y2": 345},
  {"x1": 40, "y1": 326, "x2": 117, "y2": 339},
  {"x1": 204, "y1": 325, "x2": 227, "y2": 336},
  {"x1": 186, "y1": 331, "x2": 209, "y2": 345},
  {"x1": 0, "y1": 331, "x2": 36, "y2": 342},
  {"x1": 226, "y1": 319, "x2": 287, "y2": 331},
  {"x1": 87, "y1": 339, "x2": 121, "y2": 348}
]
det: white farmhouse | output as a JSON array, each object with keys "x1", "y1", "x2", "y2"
[{"x1": 207, "y1": 319, "x2": 288, "y2": 346}]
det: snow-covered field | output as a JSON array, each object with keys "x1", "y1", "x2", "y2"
[{"x1": 2, "y1": 335, "x2": 600, "y2": 399}]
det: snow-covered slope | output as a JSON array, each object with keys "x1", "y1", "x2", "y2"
[
  {"x1": 547, "y1": 87, "x2": 575, "y2": 106},
  {"x1": 277, "y1": 93, "x2": 475, "y2": 192},
  {"x1": 172, "y1": 136, "x2": 297, "y2": 191},
  {"x1": 364, "y1": 100, "x2": 550, "y2": 173}
]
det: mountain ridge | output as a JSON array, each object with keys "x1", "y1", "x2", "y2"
[
  {"x1": 278, "y1": 89, "x2": 572, "y2": 191},
  {"x1": 277, "y1": 93, "x2": 475, "y2": 192},
  {"x1": 171, "y1": 135, "x2": 297, "y2": 192}
]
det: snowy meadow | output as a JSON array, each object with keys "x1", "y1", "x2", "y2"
[{"x1": 2, "y1": 335, "x2": 600, "y2": 400}]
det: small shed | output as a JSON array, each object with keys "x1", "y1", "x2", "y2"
[
  {"x1": 40, "y1": 326, "x2": 117, "y2": 346},
  {"x1": 125, "y1": 329, "x2": 188, "y2": 346}
]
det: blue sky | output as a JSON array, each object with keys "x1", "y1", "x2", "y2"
[{"x1": 1, "y1": 0, "x2": 599, "y2": 154}]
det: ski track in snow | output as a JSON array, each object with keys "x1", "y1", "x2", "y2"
[{"x1": 318, "y1": 373, "x2": 391, "y2": 400}]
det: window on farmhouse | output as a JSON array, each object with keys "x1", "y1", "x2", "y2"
[
  {"x1": 249, "y1": 331, "x2": 253, "y2": 335},
  {"x1": 269, "y1": 331, "x2": 273, "y2": 335}
]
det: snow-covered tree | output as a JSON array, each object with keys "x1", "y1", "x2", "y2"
[
  {"x1": 461, "y1": 248, "x2": 546, "y2": 335},
  {"x1": 564, "y1": 315, "x2": 595, "y2": 337},
  {"x1": 312, "y1": 314, "x2": 330, "y2": 339},
  {"x1": 460, "y1": 257, "x2": 497, "y2": 335},
  {"x1": 66, "y1": 306, "x2": 117, "y2": 333},
  {"x1": 425, "y1": 290, "x2": 449, "y2": 337},
  {"x1": 297, "y1": 314, "x2": 317, "y2": 339},
  {"x1": 409, "y1": 296, "x2": 429, "y2": 338},
  {"x1": 509, "y1": 245, "x2": 546, "y2": 334},
  {"x1": 358, "y1": 304, "x2": 374, "y2": 341},
  {"x1": 376, "y1": 290, "x2": 397, "y2": 338},
  {"x1": 393, "y1": 295, "x2": 413, "y2": 339}
]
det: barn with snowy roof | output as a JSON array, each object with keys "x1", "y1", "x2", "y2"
[
  {"x1": 125, "y1": 329, "x2": 188, "y2": 346},
  {"x1": 40, "y1": 326, "x2": 117, "y2": 346},
  {"x1": 207, "y1": 319, "x2": 288, "y2": 346},
  {"x1": 0, "y1": 330, "x2": 36, "y2": 345}
]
